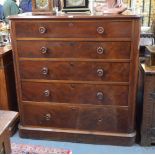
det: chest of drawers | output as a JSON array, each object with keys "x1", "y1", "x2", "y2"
[{"x1": 9, "y1": 13, "x2": 140, "y2": 145}]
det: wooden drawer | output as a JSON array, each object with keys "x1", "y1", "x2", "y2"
[
  {"x1": 15, "y1": 20, "x2": 132, "y2": 38},
  {"x1": 19, "y1": 61, "x2": 130, "y2": 82},
  {"x1": 17, "y1": 41, "x2": 131, "y2": 59},
  {"x1": 22, "y1": 103, "x2": 78, "y2": 129},
  {"x1": 22, "y1": 102, "x2": 130, "y2": 132},
  {"x1": 77, "y1": 106, "x2": 130, "y2": 133},
  {"x1": 21, "y1": 81, "x2": 129, "y2": 106}
]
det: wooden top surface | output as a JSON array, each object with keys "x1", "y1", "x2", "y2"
[
  {"x1": 0, "y1": 110, "x2": 18, "y2": 135},
  {"x1": 0, "y1": 45, "x2": 12, "y2": 58},
  {"x1": 8, "y1": 12, "x2": 141, "y2": 20},
  {"x1": 141, "y1": 63, "x2": 155, "y2": 75}
]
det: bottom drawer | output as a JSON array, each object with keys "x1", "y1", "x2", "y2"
[
  {"x1": 21, "y1": 103, "x2": 78, "y2": 129},
  {"x1": 21, "y1": 103, "x2": 131, "y2": 133},
  {"x1": 78, "y1": 106, "x2": 130, "y2": 132}
]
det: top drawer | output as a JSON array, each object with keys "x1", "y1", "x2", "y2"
[{"x1": 15, "y1": 20, "x2": 132, "y2": 38}]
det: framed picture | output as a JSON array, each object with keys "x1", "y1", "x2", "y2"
[
  {"x1": 32, "y1": 0, "x2": 55, "y2": 14},
  {"x1": 62, "y1": 0, "x2": 89, "y2": 12},
  {"x1": 64, "y1": 0, "x2": 88, "y2": 8}
]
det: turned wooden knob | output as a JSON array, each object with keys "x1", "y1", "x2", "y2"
[
  {"x1": 41, "y1": 67, "x2": 48, "y2": 75},
  {"x1": 43, "y1": 89, "x2": 50, "y2": 97},
  {"x1": 39, "y1": 26, "x2": 46, "y2": 34},
  {"x1": 40, "y1": 47, "x2": 48, "y2": 54},
  {"x1": 97, "y1": 47, "x2": 104, "y2": 55},
  {"x1": 97, "y1": 69, "x2": 104, "y2": 77},
  {"x1": 44, "y1": 113, "x2": 51, "y2": 121},
  {"x1": 98, "y1": 118, "x2": 102, "y2": 122},
  {"x1": 97, "y1": 92, "x2": 104, "y2": 101},
  {"x1": 97, "y1": 27, "x2": 105, "y2": 34}
]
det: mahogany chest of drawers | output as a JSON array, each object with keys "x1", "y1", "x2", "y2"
[{"x1": 9, "y1": 13, "x2": 140, "y2": 145}]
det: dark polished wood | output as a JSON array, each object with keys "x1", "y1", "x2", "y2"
[
  {"x1": 21, "y1": 81, "x2": 129, "y2": 106},
  {"x1": 19, "y1": 125, "x2": 136, "y2": 146},
  {"x1": 139, "y1": 64, "x2": 155, "y2": 145},
  {"x1": 9, "y1": 13, "x2": 140, "y2": 145},
  {"x1": 21, "y1": 102, "x2": 130, "y2": 133},
  {"x1": 19, "y1": 61, "x2": 130, "y2": 82},
  {"x1": 14, "y1": 20, "x2": 132, "y2": 38},
  {"x1": 17, "y1": 41, "x2": 131, "y2": 59},
  {"x1": 0, "y1": 46, "x2": 17, "y2": 111},
  {"x1": 0, "y1": 111, "x2": 18, "y2": 153}
]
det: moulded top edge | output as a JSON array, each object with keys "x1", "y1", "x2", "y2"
[{"x1": 8, "y1": 12, "x2": 141, "y2": 20}]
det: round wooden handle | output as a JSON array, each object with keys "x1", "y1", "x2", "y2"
[
  {"x1": 97, "y1": 92, "x2": 104, "y2": 101},
  {"x1": 40, "y1": 47, "x2": 48, "y2": 54},
  {"x1": 97, "y1": 69, "x2": 104, "y2": 77},
  {"x1": 42, "y1": 67, "x2": 48, "y2": 75},
  {"x1": 97, "y1": 47, "x2": 104, "y2": 55},
  {"x1": 97, "y1": 27, "x2": 104, "y2": 34},
  {"x1": 43, "y1": 89, "x2": 50, "y2": 97},
  {"x1": 39, "y1": 27, "x2": 46, "y2": 34},
  {"x1": 44, "y1": 113, "x2": 51, "y2": 121}
]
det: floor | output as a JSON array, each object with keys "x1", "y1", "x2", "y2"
[{"x1": 11, "y1": 131, "x2": 155, "y2": 154}]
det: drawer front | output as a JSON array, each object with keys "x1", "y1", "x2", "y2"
[
  {"x1": 21, "y1": 103, "x2": 130, "y2": 133},
  {"x1": 19, "y1": 61, "x2": 130, "y2": 82},
  {"x1": 17, "y1": 41, "x2": 131, "y2": 59},
  {"x1": 22, "y1": 103, "x2": 78, "y2": 128},
  {"x1": 21, "y1": 82, "x2": 129, "y2": 106},
  {"x1": 77, "y1": 106, "x2": 130, "y2": 132},
  {"x1": 15, "y1": 21, "x2": 132, "y2": 38}
]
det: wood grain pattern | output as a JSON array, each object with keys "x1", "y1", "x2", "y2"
[
  {"x1": 15, "y1": 20, "x2": 132, "y2": 38},
  {"x1": 127, "y1": 19, "x2": 140, "y2": 134},
  {"x1": 0, "y1": 47, "x2": 17, "y2": 111},
  {"x1": 19, "y1": 125, "x2": 136, "y2": 146},
  {"x1": 0, "y1": 70, "x2": 8, "y2": 109},
  {"x1": 21, "y1": 102, "x2": 130, "y2": 133},
  {"x1": 17, "y1": 41, "x2": 131, "y2": 59},
  {"x1": 21, "y1": 81, "x2": 129, "y2": 106},
  {"x1": 19, "y1": 61, "x2": 130, "y2": 82},
  {"x1": 9, "y1": 14, "x2": 140, "y2": 145}
]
